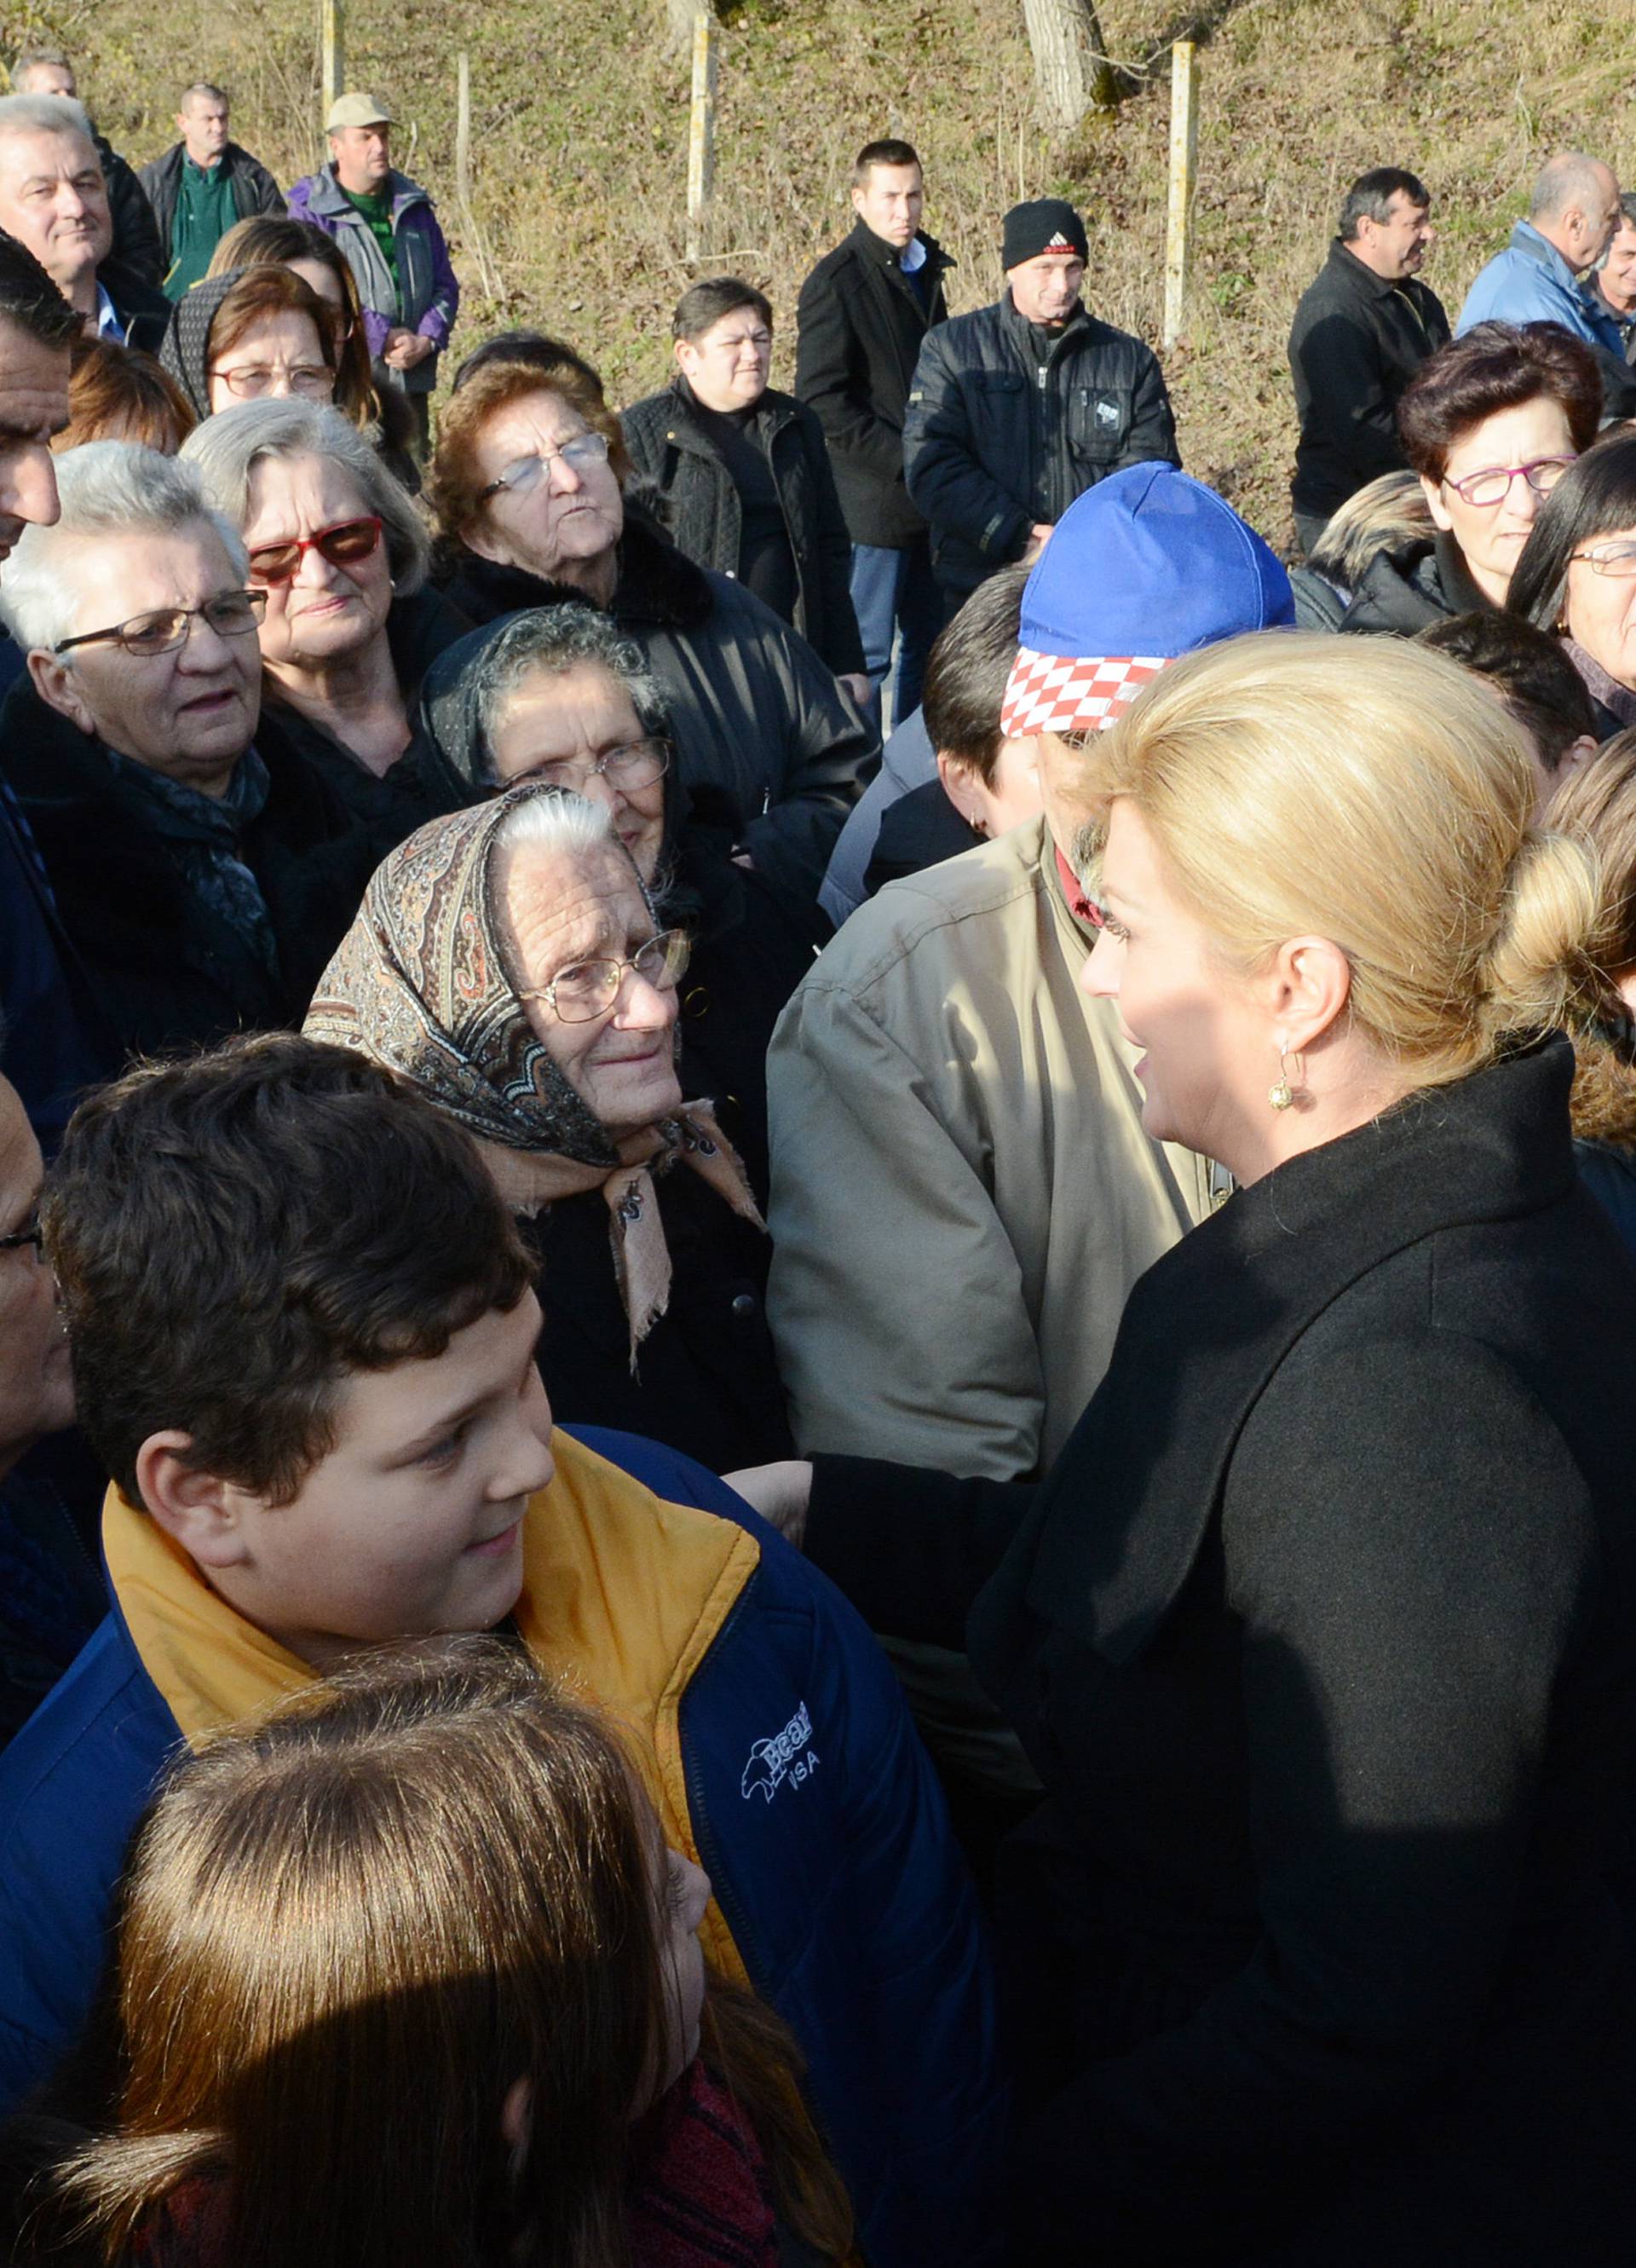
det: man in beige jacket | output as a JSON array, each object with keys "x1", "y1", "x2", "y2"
[{"x1": 766, "y1": 465, "x2": 1295, "y2": 1794}]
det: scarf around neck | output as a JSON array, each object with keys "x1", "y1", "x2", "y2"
[{"x1": 304, "y1": 784, "x2": 762, "y2": 1359}]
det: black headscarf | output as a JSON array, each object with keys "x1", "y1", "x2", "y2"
[{"x1": 158, "y1": 269, "x2": 245, "y2": 419}]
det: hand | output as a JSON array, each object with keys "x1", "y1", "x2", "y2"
[
  {"x1": 723, "y1": 1459, "x2": 813, "y2": 1548},
  {"x1": 383, "y1": 328, "x2": 435, "y2": 371},
  {"x1": 1022, "y1": 522, "x2": 1055, "y2": 562},
  {"x1": 838, "y1": 672, "x2": 874, "y2": 711}
]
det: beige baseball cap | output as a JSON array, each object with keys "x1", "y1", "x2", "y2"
[{"x1": 325, "y1": 91, "x2": 394, "y2": 131}]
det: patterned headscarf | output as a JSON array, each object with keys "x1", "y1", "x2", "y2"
[
  {"x1": 159, "y1": 271, "x2": 245, "y2": 421},
  {"x1": 305, "y1": 782, "x2": 762, "y2": 1356}
]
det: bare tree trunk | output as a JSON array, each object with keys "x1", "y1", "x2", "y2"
[
  {"x1": 666, "y1": 0, "x2": 709, "y2": 60},
  {"x1": 1021, "y1": 0, "x2": 1120, "y2": 128}
]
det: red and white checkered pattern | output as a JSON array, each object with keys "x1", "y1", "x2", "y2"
[{"x1": 999, "y1": 648, "x2": 1167, "y2": 739}]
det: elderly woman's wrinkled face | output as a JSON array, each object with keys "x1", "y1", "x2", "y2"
[
  {"x1": 1081, "y1": 799, "x2": 1271, "y2": 1167},
  {"x1": 488, "y1": 663, "x2": 665, "y2": 880},
  {"x1": 1563, "y1": 521, "x2": 1636, "y2": 693},
  {"x1": 503, "y1": 842, "x2": 683, "y2": 1135},
  {"x1": 207, "y1": 309, "x2": 335, "y2": 417},
  {"x1": 32, "y1": 521, "x2": 262, "y2": 794},
  {"x1": 466, "y1": 389, "x2": 624, "y2": 582},
  {"x1": 242, "y1": 452, "x2": 392, "y2": 675},
  {"x1": 1422, "y1": 395, "x2": 1576, "y2": 606}
]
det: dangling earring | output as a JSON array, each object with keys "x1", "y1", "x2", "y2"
[{"x1": 1268, "y1": 1044, "x2": 1296, "y2": 1112}]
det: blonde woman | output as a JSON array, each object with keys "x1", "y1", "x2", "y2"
[{"x1": 732, "y1": 632, "x2": 1636, "y2": 2260}]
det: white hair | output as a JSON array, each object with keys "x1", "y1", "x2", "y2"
[
  {"x1": 0, "y1": 91, "x2": 96, "y2": 155},
  {"x1": 492, "y1": 786, "x2": 619, "y2": 867},
  {"x1": 0, "y1": 441, "x2": 249, "y2": 655},
  {"x1": 181, "y1": 397, "x2": 429, "y2": 595}
]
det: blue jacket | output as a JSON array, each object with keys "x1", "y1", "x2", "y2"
[
  {"x1": 0, "y1": 1428, "x2": 1003, "y2": 2266},
  {"x1": 1456, "y1": 220, "x2": 1627, "y2": 356}
]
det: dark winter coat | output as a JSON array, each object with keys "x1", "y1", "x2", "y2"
[
  {"x1": 99, "y1": 258, "x2": 170, "y2": 356},
  {"x1": 442, "y1": 511, "x2": 877, "y2": 909},
  {"x1": 0, "y1": 778, "x2": 112, "y2": 1146},
  {"x1": 0, "y1": 678, "x2": 379, "y2": 1065},
  {"x1": 413, "y1": 610, "x2": 830, "y2": 1200},
  {"x1": 622, "y1": 379, "x2": 865, "y2": 675},
  {"x1": 251, "y1": 586, "x2": 472, "y2": 864},
  {"x1": 804, "y1": 1040, "x2": 1636, "y2": 2262},
  {"x1": 903, "y1": 293, "x2": 1180, "y2": 598},
  {"x1": 1287, "y1": 238, "x2": 1451, "y2": 526},
  {"x1": 794, "y1": 218, "x2": 953, "y2": 548},
  {"x1": 862, "y1": 773, "x2": 981, "y2": 897},
  {"x1": 1338, "y1": 528, "x2": 1491, "y2": 636},
  {"x1": 136, "y1": 140, "x2": 285, "y2": 271},
  {"x1": 90, "y1": 129, "x2": 162, "y2": 287}
]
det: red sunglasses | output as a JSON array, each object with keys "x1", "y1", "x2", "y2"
[{"x1": 246, "y1": 515, "x2": 383, "y2": 586}]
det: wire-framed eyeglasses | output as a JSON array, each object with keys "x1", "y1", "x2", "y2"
[
  {"x1": 480, "y1": 432, "x2": 611, "y2": 502},
  {"x1": 53, "y1": 590, "x2": 268, "y2": 658},
  {"x1": 1439, "y1": 456, "x2": 1576, "y2": 509},
  {"x1": 514, "y1": 929, "x2": 691, "y2": 1024},
  {"x1": 515, "y1": 738, "x2": 671, "y2": 795}
]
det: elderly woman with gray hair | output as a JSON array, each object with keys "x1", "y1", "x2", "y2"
[
  {"x1": 181, "y1": 398, "x2": 469, "y2": 852},
  {"x1": 410, "y1": 601, "x2": 826, "y2": 1197},
  {"x1": 0, "y1": 441, "x2": 376, "y2": 1065},
  {"x1": 306, "y1": 782, "x2": 792, "y2": 1468}
]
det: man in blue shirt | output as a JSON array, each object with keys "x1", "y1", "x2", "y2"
[{"x1": 1457, "y1": 153, "x2": 1636, "y2": 415}]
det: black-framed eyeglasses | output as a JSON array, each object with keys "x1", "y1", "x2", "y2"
[
  {"x1": 0, "y1": 1213, "x2": 43, "y2": 1259},
  {"x1": 515, "y1": 928, "x2": 691, "y2": 1024},
  {"x1": 1569, "y1": 540, "x2": 1636, "y2": 580},
  {"x1": 54, "y1": 589, "x2": 268, "y2": 659},
  {"x1": 515, "y1": 737, "x2": 671, "y2": 795},
  {"x1": 1440, "y1": 455, "x2": 1576, "y2": 508},
  {"x1": 479, "y1": 431, "x2": 611, "y2": 502}
]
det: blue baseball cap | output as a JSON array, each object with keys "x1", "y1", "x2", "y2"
[{"x1": 1000, "y1": 465, "x2": 1294, "y2": 736}]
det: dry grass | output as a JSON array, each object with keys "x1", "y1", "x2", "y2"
[{"x1": 24, "y1": 0, "x2": 1636, "y2": 549}]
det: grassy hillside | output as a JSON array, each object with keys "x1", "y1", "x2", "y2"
[{"x1": 13, "y1": 0, "x2": 1636, "y2": 545}]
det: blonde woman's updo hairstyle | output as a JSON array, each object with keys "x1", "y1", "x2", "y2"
[{"x1": 1086, "y1": 632, "x2": 1600, "y2": 1087}]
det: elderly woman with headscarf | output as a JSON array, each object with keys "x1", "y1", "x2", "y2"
[
  {"x1": 305, "y1": 784, "x2": 792, "y2": 1470},
  {"x1": 423, "y1": 331, "x2": 876, "y2": 911},
  {"x1": 182, "y1": 398, "x2": 469, "y2": 854},
  {"x1": 411, "y1": 602, "x2": 826, "y2": 1197}
]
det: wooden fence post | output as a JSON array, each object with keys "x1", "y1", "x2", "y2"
[
  {"x1": 685, "y1": 11, "x2": 718, "y2": 265},
  {"x1": 320, "y1": 0, "x2": 345, "y2": 113},
  {"x1": 1163, "y1": 41, "x2": 1198, "y2": 352}
]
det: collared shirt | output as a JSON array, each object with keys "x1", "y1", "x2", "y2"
[
  {"x1": 164, "y1": 153, "x2": 236, "y2": 301},
  {"x1": 94, "y1": 284, "x2": 124, "y2": 343},
  {"x1": 900, "y1": 235, "x2": 928, "y2": 275}
]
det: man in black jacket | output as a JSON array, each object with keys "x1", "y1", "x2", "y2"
[
  {"x1": 139, "y1": 83, "x2": 285, "y2": 301},
  {"x1": 0, "y1": 95, "x2": 170, "y2": 355},
  {"x1": 903, "y1": 199, "x2": 1179, "y2": 604},
  {"x1": 1287, "y1": 167, "x2": 1449, "y2": 553},
  {"x1": 9, "y1": 49, "x2": 162, "y2": 286},
  {"x1": 796, "y1": 137, "x2": 953, "y2": 724}
]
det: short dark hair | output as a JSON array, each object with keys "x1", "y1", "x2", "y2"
[
  {"x1": 0, "y1": 227, "x2": 83, "y2": 352},
  {"x1": 1618, "y1": 191, "x2": 1636, "y2": 231},
  {"x1": 671, "y1": 276, "x2": 772, "y2": 343},
  {"x1": 921, "y1": 564, "x2": 1028, "y2": 781},
  {"x1": 1415, "y1": 610, "x2": 1596, "y2": 773},
  {"x1": 1339, "y1": 167, "x2": 1430, "y2": 239},
  {"x1": 854, "y1": 138, "x2": 919, "y2": 183},
  {"x1": 1396, "y1": 320, "x2": 1603, "y2": 482},
  {"x1": 1508, "y1": 429, "x2": 1636, "y2": 638},
  {"x1": 44, "y1": 1035, "x2": 536, "y2": 1508}
]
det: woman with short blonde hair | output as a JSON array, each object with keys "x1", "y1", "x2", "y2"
[{"x1": 729, "y1": 630, "x2": 1636, "y2": 2258}]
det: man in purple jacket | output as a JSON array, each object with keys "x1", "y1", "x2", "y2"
[{"x1": 286, "y1": 90, "x2": 458, "y2": 451}]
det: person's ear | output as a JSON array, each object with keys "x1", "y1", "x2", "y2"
[
  {"x1": 1562, "y1": 733, "x2": 1599, "y2": 774},
  {"x1": 135, "y1": 1432, "x2": 257, "y2": 1571},
  {"x1": 850, "y1": 182, "x2": 866, "y2": 219},
  {"x1": 1420, "y1": 470, "x2": 1455, "y2": 534},
  {"x1": 1260, "y1": 935, "x2": 1354, "y2": 1056},
  {"x1": 27, "y1": 649, "x2": 96, "y2": 736},
  {"x1": 936, "y1": 748, "x2": 988, "y2": 833},
  {"x1": 673, "y1": 336, "x2": 697, "y2": 382}
]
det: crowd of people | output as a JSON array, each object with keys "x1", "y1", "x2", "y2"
[{"x1": 0, "y1": 50, "x2": 1633, "y2": 2265}]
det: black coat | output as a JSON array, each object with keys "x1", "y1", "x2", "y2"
[
  {"x1": 90, "y1": 129, "x2": 162, "y2": 287},
  {"x1": 520, "y1": 1164, "x2": 792, "y2": 1472},
  {"x1": 1287, "y1": 239, "x2": 1450, "y2": 525},
  {"x1": 442, "y1": 512, "x2": 877, "y2": 910},
  {"x1": 804, "y1": 1042, "x2": 1636, "y2": 2261},
  {"x1": 794, "y1": 219, "x2": 953, "y2": 549},
  {"x1": 0, "y1": 678, "x2": 379, "y2": 1064},
  {"x1": 862, "y1": 773, "x2": 981, "y2": 897},
  {"x1": 621, "y1": 380, "x2": 865, "y2": 676},
  {"x1": 100, "y1": 260, "x2": 172, "y2": 356},
  {"x1": 136, "y1": 140, "x2": 285, "y2": 269},
  {"x1": 903, "y1": 294, "x2": 1180, "y2": 599},
  {"x1": 1339, "y1": 528, "x2": 1491, "y2": 636}
]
